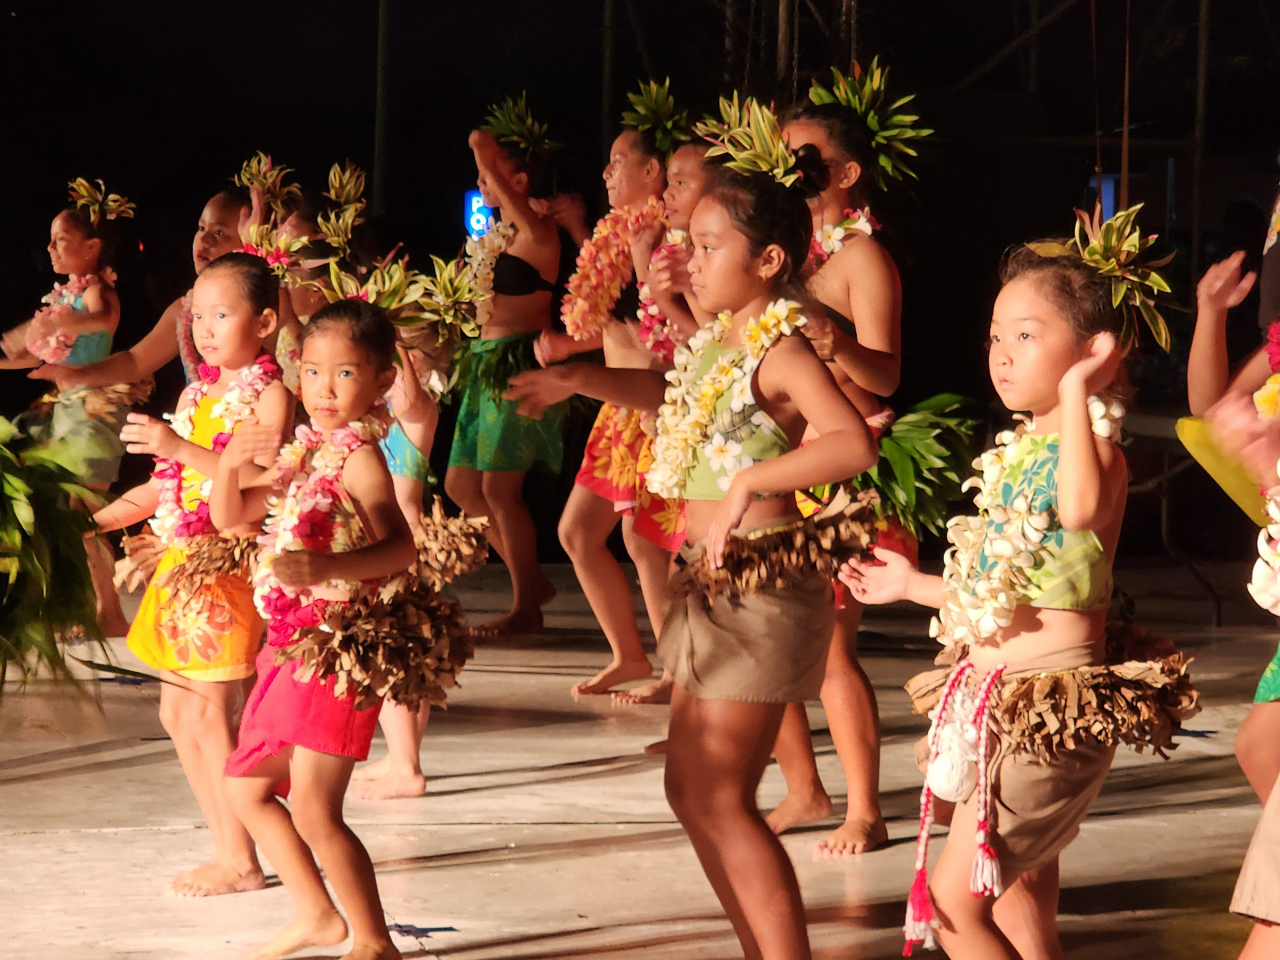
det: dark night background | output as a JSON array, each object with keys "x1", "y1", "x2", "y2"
[{"x1": 2, "y1": 0, "x2": 1278, "y2": 571}]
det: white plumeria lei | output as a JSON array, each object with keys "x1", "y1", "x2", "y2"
[
  {"x1": 810, "y1": 207, "x2": 879, "y2": 263},
  {"x1": 149, "y1": 357, "x2": 280, "y2": 544},
  {"x1": 464, "y1": 216, "x2": 516, "y2": 327},
  {"x1": 1249, "y1": 476, "x2": 1280, "y2": 615},
  {"x1": 931, "y1": 396, "x2": 1124, "y2": 649},
  {"x1": 645, "y1": 298, "x2": 806, "y2": 500}
]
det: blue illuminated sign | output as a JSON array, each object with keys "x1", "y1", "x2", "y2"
[{"x1": 465, "y1": 190, "x2": 493, "y2": 240}]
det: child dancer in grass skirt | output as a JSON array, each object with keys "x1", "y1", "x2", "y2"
[
  {"x1": 842, "y1": 206, "x2": 1199, "y2": 958},
  {"x1": 218, "y1": 299, "x2": 476, "y2": 960}
]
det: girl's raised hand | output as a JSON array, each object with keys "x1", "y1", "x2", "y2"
[
  {"x1": 389, "y1": 345, "x2": 434, "y2": 420},
  {"x1": 838, "y1": 548, "x2": 916, "y2": 605},
  {"x1": 219, "y1": 416, "x2": 283, "y2": 469},
  {"x1": 504, "y1": 367, "x2": 575, "y2": 418},
  {"x1": 1197, "y1": 250, "x2": 1257, "y2": 316},
  {"x1": 121, "y1": 413, "x2": 182, "y2": 458},
  {"x1": 1061, "y1": 330, "x2": 1120, "y2": 398},
  {"x1": 533, "y1": 329, "x2": 577, "y2": 368},
  {"x1": 270, "y1": 549, "x2": 334, "y2": 588},
  {"x1": 704, "y1": 478, "x2": 755, "y2": 569},
  {"x1": 650, "y1": 245, "x2": 692, "y2": 295},
  {"x1": 802, "y1": 311, "x2": 836, "y2": 360}
]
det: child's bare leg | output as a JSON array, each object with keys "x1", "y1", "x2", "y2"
[
  {"x1": 621, "y1": 516, "x2": 671, "y2": 636},
  {"x1": 1240, "y1": 921, "x2": 1280, "y2": 959},
  {"x1": 1237, "y1": 702, "x2": 1280, "y2": 802},
  {"x1": 290, "y1": 747, "x2": 400, "y2": 960},
  {"x1": 224, "y1": 752, "x2": 349, "y2": 959},
  {"x1": 560, "y1": 487, "x2": 654, "y2": 695},
  {"x1": 350, "y1": 701, "x2": 429, "y2": 800},
  {"x1": 929, "y1": 796, "x2": 1021, "y2": 960},
  {"x1": 85, "y1": 532, "x2": 130, "y2": 636},
  {"x1": 477, "y1": 470, "x2": 554, "y2": 635},
  {"x1": 766, "y1": 703, "x2": 834, "y2": 835},
  {"x1": 992, "y1": 860, "x2": 1063, "y2": 960},
  {"x1": 159, "y1": 674, "x2": 265, "y2": 896},
  {"x1": 665, "y1": 685, "x2": 811, "y2": 960},
  {"x1": 812, "y1": 601, "x2": 888, "y2": 856}
]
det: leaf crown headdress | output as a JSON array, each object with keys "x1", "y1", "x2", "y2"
[
  {"x1": 316, "y1": 160, "x2": 368, "y2": 260},
  {"x1": 808, "y1": 58, "x2": 932, "y2": 189},
  {"x1": 233, "y1": 151, "x2": 303, "y2": 218},
  {"x1": 1024, "y1": 203, "x2": 1174, "y2": 352},
  {"x1": 694, "y1": 94, "x2": 801, "y2": 188},
  {"x1": 482, "y1": 93, "x2": 560, "y2": 159},
  {"x1": 621, "y1": 78, "x2": 690, "y2": 158},
  {"x1": 67, "y1": 178, "x2": 135, "y2": 228}
]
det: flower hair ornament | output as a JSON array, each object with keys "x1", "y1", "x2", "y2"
[
  {"x1": 481, "y1": 93, "x2": 560, "y2": 159},
  {"x1": 233, "y1": 151, "x2": 303, "y2": 219},
  {"x1": 1025, "y1": 203, "x2": 1174, "y2": 352},
  {"x1": 808, "y1": 58, "x2": 933, "y2": 188},
  {"x1": 694, "y1": 94, "x2": 801, "y2": 188},
  {"x1": 315, "y1": 160, "x2": 368, "y2": 261},
  {"x1": 622, "y1": 78, "x2": 691, "y2": 158},
  {"x1": 67, "y1": 178, "x2": 135, "y2": 227}
]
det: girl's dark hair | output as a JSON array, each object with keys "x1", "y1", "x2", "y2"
[
  {"x1": 783, "y1": 101, "x2": 874, "y2": 204},
  {"x1": 495, "y1": 142, "x2": 553, "y2": 198},
  {"x1": 60, "y1": 206, "x2": 122, "y2": 268},
  {"x1": 212, "y1": 185, "x2": 251, "y2": 213},
  {"x1": 623, "y1": 127, "x2": 667, "y2": 166},
  {"x1": 705, "y1": 143, "x2": 830, "y2": 297},
  {"x1": 999, "y1": 243, "x2": 1123, "y2": 343},
  {"x1": 302, "y1": 299, "x2": 398, "y2": 371},
  {"x1": 200, "y1": 252, "x2": 280, "y2": 315}
]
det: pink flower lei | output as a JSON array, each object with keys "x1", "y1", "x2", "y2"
[
  {"x1": 149, "y1": 355, "x2": 282, "y2": 545},
  {"x1": 27, "y1": 272, "x2": 109, "y2": 364},
  {"x1": 562, "y1": 195, "x2": 665, "y2": 340},
  {"x1": 253, "y1": 403, "x2": 392, "y2": 648},
  {"x1": 636, "y1": 229, "x2": 690, "y2": 364},
  {"x1": 1266, "y1": 319, "x2": 1280, "y2": 374}
]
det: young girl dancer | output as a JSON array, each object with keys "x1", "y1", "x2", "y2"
[
  {"x1": 92, "y1": 252, "x2": 289, "y2": 897},
  {"x1": 445, "y1": 96, "x2": 564, "y2": 637},
  {"x1": 216, "y1": 300, "x2": 450, "y2": 960},
  {"x1": 842, "y1": 207, "x2": 1198, "y2": 958},
  {"x1": 510, "y1": 97, "x2": 881, "y2": 958},
  {"x1": 3, "y1": 180, "x2": 148, "y2": 637},
  {"x1": 532, "y1": 82, "x2": 677, "y2": 696}
]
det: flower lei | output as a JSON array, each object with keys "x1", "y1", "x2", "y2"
[
  {"x1": 636, "y1": 229, "x2": 688, "y2": 363},
  {"x1": 808, "y1": 207, "x2": 879, "y2": 265},
  {"x1": 464, "y1": 217, "x2": 516, "y2": 328},
  {"x1": 931, "y1": 398, "x2": 1125, "y2": 650},
  {"x1": 253, "y1": 405, "x2": 392, "y2": 648},
  {"x1": 563, "y1": 194, "x2": 665, "y2": 340},
  {"x1": 27, "y1": 271, "x2": 115, "y2": 364},
  {"x1": 149, "y1": 355, "x2": 282, "y2": 545},
  {"x1": 646, "y1": 298, "x2": 807, "y2": 500},
  {"x1": 175, "y1": 290, "x2": 200, "y2": 383}
]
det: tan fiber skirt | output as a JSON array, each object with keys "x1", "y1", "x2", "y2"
[
  {"x1": 660, "y1": 544, "x2": 835, "y2": 703},
  {"x1": 1232, "y1": 770, "x2": 1280, "y2": 923}
]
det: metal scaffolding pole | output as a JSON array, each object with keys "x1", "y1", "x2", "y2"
[
  {"x1": 372, "y1": 0, "x2": 392, "y2": 217},
  {"x1": 603, "y1": 0, "x2": 617, "y2": 165},
  {"x1": 1191, "y1": 0, "x2": 1210, "y2": 284}
]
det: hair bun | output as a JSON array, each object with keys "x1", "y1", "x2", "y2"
[{"x1": 790, "y1": 143, "x2": 831, "y2": 200}]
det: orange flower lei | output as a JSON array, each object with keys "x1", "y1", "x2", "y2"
[{"x1": 561, "y1": 194, "x2": 665, "y2": 340}]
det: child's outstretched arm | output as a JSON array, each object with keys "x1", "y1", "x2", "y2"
[
  {"x1": 92, "y1": 481, "x2": 161, "y2": 534},
  {"x1": 121, "y1": 405, "x2": 223, "y2": 479},
  {"x1": 208, "y1": 419, "x2": 283, "y2": 530},
  {"x1": 1056, "y1": 332, "x2": 1127, "y2": 532},
  {"x1": 1188, "y1": 251, "x2": 1262, "y2": 415},
  {"x1": 505, "y1": 364, "x2": 667, "y2": 418},
  {"x1": 269, "y1": 444, "x2": 416, "y2": 588},
  {"x1": 839, "y1": 548, "x2": 943, "y2": 609}
]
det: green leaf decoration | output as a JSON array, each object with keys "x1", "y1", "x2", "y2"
[
  {"x1": 316, "y1": 161, "x2": 368, "y2": 260},
  {"x1": 233, "y1": 151, "x2": 303, "y2": 217},
  {"x1": 845, "y1": 395, "x2": 980, "y2": 537},
  {"x1": 67, "y1": 178, "x2": 136, "y2": 227},
  {"x1": 621, "y1": 78, "x2": 691, "y2": 157},
  {"x1": 694, "y1": 94, "x2": 800, "y2": 188},
  {"x1": 1025, "y1": 202, "x2": 1174, "y2": 353},
  {"x1": 482, "y1": 93, "x2": 561, "y2": 159},
  {"x1": 807, "y1": 58, "x2": 933, "y2": 189}
]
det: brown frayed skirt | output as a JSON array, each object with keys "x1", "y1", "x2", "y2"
[
  {"x1": 659, "y1": 542, "x2": 835, "y2": 703},
  {"x1": 1232, "y1": 770, "x2": 1280, "y2": 924}
]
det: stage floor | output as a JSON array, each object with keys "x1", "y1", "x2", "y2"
[{"x1": 0, "y1": 559, "x2": 1269, "y2": 959}]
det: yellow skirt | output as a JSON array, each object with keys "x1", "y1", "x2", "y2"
[{"x1": 126, "y1": 544, "x2": 263, "y2": 682}]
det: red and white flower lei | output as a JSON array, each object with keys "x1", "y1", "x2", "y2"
[
  {"x1": 808, "y1": 207, "x2": 880, "y2": 265},
  {"x1": 149, "y1": 355, "x2": 283, "y2": 545},
  {"x1": 27, "y1": 271, "x2": 115, "y2": 363},
  {"x1": 562, "y1": 195, "x2": 665, "y2": 340},
  {"x1": 253, "y1": 404, "x2": 392, "y2": 648},
  {"x1": 636, "y1": 228, "x2": 689, "y2": 364}
]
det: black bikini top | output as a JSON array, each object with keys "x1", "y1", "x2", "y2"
[
  {"x1": 493, "y1": 252, "x2": 556, "y2": 296},
  {"x1": 824, "y1": 303, "x2": 859, "y2": 340}
]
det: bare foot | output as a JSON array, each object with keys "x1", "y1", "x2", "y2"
[
  {"x1": 572, "y1": 659, "x2": 654, "y2": 697},
  {"x1": 171, "y1": 859, "x2": 267, "y2": 897},
  {"x1": 765, "y1": 792, "x2": 834, "y2": 835},
  {"x1": 341, "y1": 942, "x2": 401, "y2": 960},
  {"x1": 348, "y1": 770, "x2": 427, "y2": 800},
  {"x1": 643, "y1": 738, "x2": 668, "y2": 755},
  {"x1": 813, "y1": 816, "x2": 889, "y2": 859},
  {"x1": 612, "y1": 676, "x2": 674, "y2": 705},
  {"x1": 350, "y1": 755, "x2": 391, "y2": 781},
  {"x1": 250, "y1": 910, "x2": 349, "y2": 959},
  {"x1": 470, "y1": 605, "x2": 544, "y2": 638}
]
